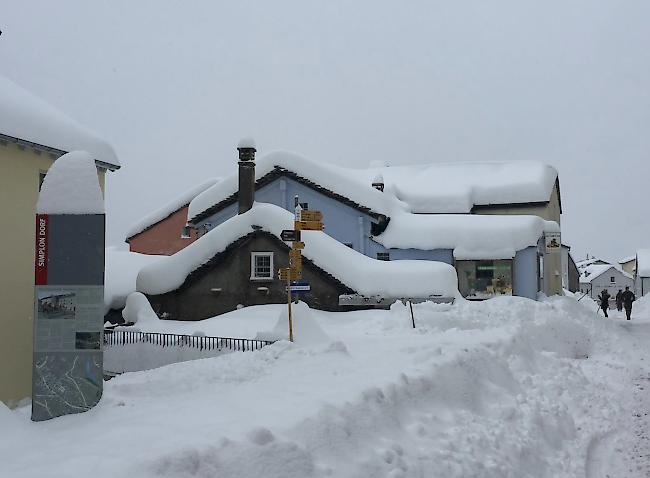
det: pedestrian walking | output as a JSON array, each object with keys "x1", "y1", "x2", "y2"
[
  {"x1": 615, "y1": 289, "x2": 623, "y2": 312},
  {"x1": 621, "y1": 286, "x2": 636, "y2": 320},
  {"x1": 598, "y1": 289, "x2": 611, "y2": 317}
]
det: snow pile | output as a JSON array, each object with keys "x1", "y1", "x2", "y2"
[
  {"x1": 374, "y1": 212, "x2": 558, "y2": 259},
  {"x1": 3, "y1": 295, "x2": 643, "y2": 477},
  {"x1": 189, "y1": 151, "x2": 557, "y2": 221},
  {"x1": 36, "y1": 151, "x2": 104, "y2": 214},
  {"x1": 105, "y1": 249, "x2": 167, "y2": 313},
  {"x1": 637, "y1": 249, "x2": 650, "y2": 277},
  {"x1": 122, "y1": 292, "x2": 159, "y2": 324},
  {"x1": 634, "y1": 294, "x2": 650, "y2": 317},
  {"x1": 125, "y1": 178, "x2": 220, "y2": 239},
  {"x1": 257, "y1": 301, "x2": 330, "y2": 345},
  {"x1": 138, "y1": 203, "x2": 459, "y2": 298},
  {"x1": 0, "y1": 75, "x2": 119, "y2": 167}
]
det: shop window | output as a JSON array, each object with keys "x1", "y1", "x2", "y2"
[
  {"x1": 456, "y1": 259, "x2": 513, "y2": 300},
  {"x1": 251, "y1": 252, "x2": 273, "y2": 281}
]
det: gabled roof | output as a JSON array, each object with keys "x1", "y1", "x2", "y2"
[
  {"x1": 579, "y1": 264, "x2": 633, "y2": 284},
  {"x1": 138, "y1": 203, "x2": 459, "y2": 299},
  {"x1": 126, "y1": 178, "x2": 220, "y2": 240},
  {"x1": 373, "y1": 212, "x2": 558, "y2": 260},
  {"x1": 188, "y1": 151, "x2": 559, "y2": 224},
  {"x1": 0, "y1": 75, "x2": 120, "y2": 170},
  {"x1": 618, "y1": 255, "x2": 636, "y2": 264}
]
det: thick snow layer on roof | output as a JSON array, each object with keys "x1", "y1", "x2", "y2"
[
  {"x1": 105, "y1": 249, "x2": 167, "y2": 313},
  {"x1": 579, "y1": 264, "x2": 632, "y2": 283},
  {"x1": 637, "y1": 249, "x2": 650, "y2": 277},
  {"x1": 138, "y1": 203, "x2": 459, "y2": 298},
  {"x1": 374, "y1": 213, "x2": 558, "y2": 260},
  {"x1": 188, "y1": 151, "x2": 408, "y2": 221},
  {"x1": 36, "y1": 151, "x2": 104, "y2": 214},
  {"x1": 189, "y1": 153, "x2": 558, "y2": 221},
  {"x1": 618, "y1": 255, "x2": 636, "y2": 264},
  {"x1": 126, "y1": 178, "x2": 220, "y2": 239},
  {"x1": 0, "y1": 75, "x2": 119, "y2": 168},
  {"x1": 358, "y1": 161, "x2": 558, "y2": 213}
]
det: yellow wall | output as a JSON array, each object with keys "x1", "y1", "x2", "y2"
[
  {"x1": 621, "y1": 260, "x2": 636, "y2": 277},
  {"x1": 0, "y1": 141, "x2": 106, "y2": 406}
]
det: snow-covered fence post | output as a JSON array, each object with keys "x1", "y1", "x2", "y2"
[{"x1": 32, "y1": 151, "x2": 105, "y2": 421}]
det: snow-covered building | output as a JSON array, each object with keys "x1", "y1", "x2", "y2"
[
  {"x1": 579, "y1": 264, "x2": 634, "y2": 302},
  {"x1": 183, "y1": 147, "x2": 563, "y2": 300},
  {"x1": 0, "y1": 75, "x2": 120, "y2": 405},
  {"x1": 126, "y1": 179, "x2": 220, "y2": 255},
  {"x1": 137, "y1": 203, "x2": 459, "y2": 320},
  {"x1": 635, "y1": 249, "x2": 650, "y2": 297},
  {"x1": 619, "y1": 255, "x2": 637, "y2": 277}
]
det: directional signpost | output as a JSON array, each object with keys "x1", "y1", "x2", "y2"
[{"x1": 280, "y1": 196, "x2": 325, "y2": 342}]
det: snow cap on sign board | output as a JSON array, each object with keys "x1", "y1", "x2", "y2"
[{"x1": 37, "y1": 151, "x2": 105, "y2": 214}]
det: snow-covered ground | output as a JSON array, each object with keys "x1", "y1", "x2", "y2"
[{"x1": 2, "y1": 295, "x2": 650, "y2": 477}]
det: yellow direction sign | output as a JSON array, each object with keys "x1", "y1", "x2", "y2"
[
  {"x1": 294, "y1": 220, "x2": 325, "y2": 231},
  {"x1": 279, "y1": 267, "x2": 301, "y2": 281},
  {"x1": 292, "y1": 241, "x2": 305, "y2": 250},
  {"x1": 300, "y1": 210, "x2": 323, "y2": 222}
]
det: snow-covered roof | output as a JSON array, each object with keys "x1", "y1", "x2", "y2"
[
  {"x1": 576, "y1": 258, "x2": 609, "y2": 270},
  {"x1": 188, "y1": 151, "x2": 408, "y2": 222},
  {"x1": 126, "y1": 178, "x2": 221, "y2": 239},
  {"x1": 138, "y1": 203, "x2": 459, "y2": 299},
  {"x1": 579, "y1": 264, "x2": 633, "y2": 284},
  {"x1": 36, "y1": 151, "x2": 104, "y2": 214},
  {"x1": 637, "y1": 249, "x2": 650, "y2": 277},
  {"x1": 618, "y1": 255, "x2": 636, "y2": 265},
  {"x1": 0, "y1": 75, "x2": 119, "y2": 169},
  {"x1": 373, "y1": 213, "x2": 559, "y2": 260},
  {"x1": 188, "y1": 151, "x2": 558, "y2": 222},
  {"x1": 105, "y1": 249, "x2": 167, "y2": 313}
]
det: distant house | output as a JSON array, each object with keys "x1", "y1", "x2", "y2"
[
  {"x1": 0, "y1": 75, "x2": 120, "y2": 405},
  {"x1": 635, "y1": 249, "x2": 650, "y2": 297},
  {"x1": 136, "y1": 204, "x2": 458, "y2": 321},
  {"x1": 619, "y1": 255, "x2": 637, "y2": 277},
  {"x1": 126, "y1": 179, "x2": 220, "y2": 255},
  {"x1": 183, "y1": 148, "x2": 564, "y2": 299},
  {"x1": 579, "y1": 264, "x2": 633, "y2": 302}
]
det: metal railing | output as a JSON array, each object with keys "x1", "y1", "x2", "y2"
[{"x1": 103, "y1": 329, "x2": 275, "y2": 352}]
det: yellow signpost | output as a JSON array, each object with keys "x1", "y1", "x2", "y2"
[{"x1": 280, "y1": 198, "x2": 324, "y2": 343}]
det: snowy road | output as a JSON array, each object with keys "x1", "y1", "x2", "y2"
[{"x1": 587, "y1": 314, "x2": 650, "y2": 478}]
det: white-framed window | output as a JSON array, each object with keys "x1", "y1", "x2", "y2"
[{"x1": 251, "y1": 252, "x2": 274, "y2": 281}]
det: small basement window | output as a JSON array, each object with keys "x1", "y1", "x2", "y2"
[
  {"x1": 376, "y1": 252, "x2": 390, "y2": 261},
  {"x1": 181, "y1": 226, "x2": 191, "y2": 239},
  {"x1": 251, "y1": 252, "x2": 274, "y2": 281}
]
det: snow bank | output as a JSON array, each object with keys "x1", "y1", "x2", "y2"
[
  {"x1": 36, "y1": 151, "x2": 104, "y2": 214},
  {"x1": 125, "y1": 178, "x2": 220, "y2": 239},
  {"x1": 0, "y1": 75, "x2": 119, "y2": 167},
  {"x1": 122, "y1": 292, "x2": 159, "y2": 324},
  {"x1": 138, "y1": 203, "x2": 459, "y2": 298},
  {"x1": 637, "y1": 249, "x2": 650, "y2": 277},
  {"x1": 105, "y1": 249, "x2": 167, "y2": 312},
  {"x1": 257, "y1": 302, "x2": 330, "y2": 345},
  {"x1": 374, "y1": 212, "x2": 558, "y2": 259},
  {"x1": 189, "y1": 151, "x2": 557, "y2": 221}
]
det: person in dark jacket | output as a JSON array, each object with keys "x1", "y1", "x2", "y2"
[
  {"x1": 615, "y1": 289, "x2": 623, "y2": 312},
  {"x1": 598, "y1": 289, "x2": 611, "y2": 317},
  {"x1": 621, "y1": 286, "x2": 636, "y2": 320}
]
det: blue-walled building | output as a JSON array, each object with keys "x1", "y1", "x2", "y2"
[{"x1": 185, "y1": 148, "x2": 563, "y2": 300}]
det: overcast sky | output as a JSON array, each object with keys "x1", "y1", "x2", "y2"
[{"x1": 2, "y1": 1, "x2": 649, "y2": 262}]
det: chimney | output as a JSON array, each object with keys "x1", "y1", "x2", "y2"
[
  {"x1": 372, "y1": 173, "x2": 384, "y2": 192},
  {"x1": 237, "y1": 138, "x2": 256, "y2": 214}
]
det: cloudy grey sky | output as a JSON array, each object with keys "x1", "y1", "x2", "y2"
[{"x1": 2, "y1": 1, "x2": 649, "y2": 262}]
